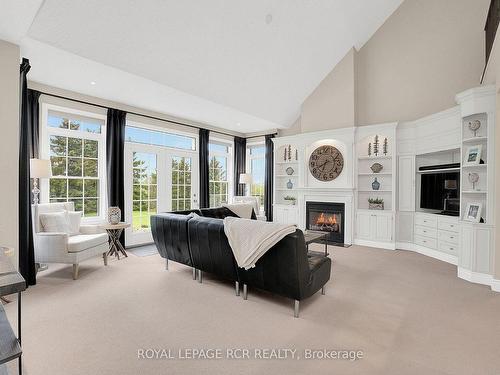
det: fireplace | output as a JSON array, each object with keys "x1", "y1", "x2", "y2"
[{"x1": 306, "y1": 202, "x2": 345, "y2": 244}]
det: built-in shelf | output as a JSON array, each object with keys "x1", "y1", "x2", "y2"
[
  {"x1": 276, "y1": 188, "x2": 296, "y2": 191},
  {"x1": 417, "y1": 167, "x2": 460, "y2": 174},
  {"x1": 358, "y1": 172, "x2": 392, "y2": 176},
  {"x1": 275, "y1": 174, "x2": 298, "y2": 177},
  {"x1": 358, "y1": 190, "x2": 392, "y2": 193},
  {"x1": 462, "y1": 190, "x2": 487, "y2": 194},
  {"x1": 463, "y1": 136, "x2": 488, "y2": 143},
  {"x1": 357, "y1": 155, "x2": 392, "y2": 160},
  {"x1": 461, "y1": 164, "x2": 487, "y2": 169},
  {"x1": 276, "y1": 161, "x2": 298, "y2": 165}
]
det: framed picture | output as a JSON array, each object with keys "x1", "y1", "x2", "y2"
[
  {"x1": 464, "y1": 202, "x2": 482, "y2": 223},
  {"x1": 463, "y1": 145, "x2": 482, "y2": 166}
]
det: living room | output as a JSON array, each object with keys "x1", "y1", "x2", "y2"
[{"x1": 1, "y1": 0, "x2": 500, "y2": 374}]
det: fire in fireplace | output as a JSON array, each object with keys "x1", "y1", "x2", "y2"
[{"x1": 306, "y1": 202, "x2": 345, "y2": 244}]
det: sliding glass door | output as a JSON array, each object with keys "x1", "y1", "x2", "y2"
[{"x1": 124, "y1": 144, "x2": 198, "y2": 246}]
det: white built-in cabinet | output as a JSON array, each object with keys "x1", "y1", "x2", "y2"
[
  {"x1": 274, "y1": 204, "x2": 299, "y2": 226},
  {"x1": 356, "y1": 211, "x2": 393, "y2": 243},
  {"x1": 398, "y1": 155, "x2": 415, "y2": 211}
]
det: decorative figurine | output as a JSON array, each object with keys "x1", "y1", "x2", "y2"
[
  {"x1": 368, "y1": 142, "x2": 372, "y2": 156},
  {"x1": 383, "y1": 137, "x2": 388, "y2": 155},
  {"x1": 373, "y1": 135, "x2": 380, "y2": 156},
  {"x1": 468, "y1": 120, "x2": 481, "y2": 137},
  {"x1": 370, "y1": 163, "x2": 383, "y2": 173},
  {"x1": 468, "y1": 172, "x2": 479, "y2": 190}
]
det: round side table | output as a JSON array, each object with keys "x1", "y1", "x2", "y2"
[{"x1": 99, "y1": 223, "x2": 130, "y2": 260}]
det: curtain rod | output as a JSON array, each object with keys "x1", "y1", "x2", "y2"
[{"x1": 37, "y1": 90, "x2": 277, "y2": 140}]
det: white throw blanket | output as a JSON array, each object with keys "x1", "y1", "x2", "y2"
[
  {"x1": 222, "y1": 203, "x2": 254, "y2": 219},
  {"x1": 223, "y1": 217, "x2": 296, "y2": 269}
]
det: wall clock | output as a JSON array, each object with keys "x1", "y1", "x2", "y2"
[{"x1": 308, "y1": 145, "x2": 344, "y2": 181}]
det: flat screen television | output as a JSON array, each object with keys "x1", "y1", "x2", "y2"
[{"x1": 420, "y1": 172, "x2": 460, "y2": 211}]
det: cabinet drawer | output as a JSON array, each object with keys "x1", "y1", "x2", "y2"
[
  {"x1": 438, "y1": 230, "x2": 458, "y2": 244},
  {"x1": 438, "y1": 220, "x2": 459, "y2": 233},
  {"x1": 415, "y1": 225, "x2": 437, "y2": 238},
  {"x1": 415, "y1": 215, "x2": 437, "y2": 228},
  {"x1": 438, "y1": 241, "x2": 458, "y2": 255},
  {"x1": 414, "y1": 235, "x2": 437, "y2": 249}
]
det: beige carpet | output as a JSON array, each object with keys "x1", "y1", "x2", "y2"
[{"x1": 4, "y1": 244, "x2": 500, "y2": 375}]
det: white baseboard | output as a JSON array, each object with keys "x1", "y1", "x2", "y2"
[
  {"x1": 413, "y1": 245, "x2": 458, "y2": 265},
  {"x1": 458, "y1": 268, "x2": 500, "y2": 292},
  {"x1": 354, "y1": 239, "x2": 396, "y2": 250},
  {"x1": 396, "y1": 242, "x2": 415, "y2": 251}
]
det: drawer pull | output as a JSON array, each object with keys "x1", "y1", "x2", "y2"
[
  {"x1": 450, "y1": 236, "x2": 454, "y2": 239},
  {"x1": 423, "y1": 230, "x2": 427, "y2": 233},
  {"x1": 422, "y1": 240, "x2": 426, "y2": 243},
  {"x1": 450, "y1": 225, "x2": 454, "y2": 228},
  {"x1": 450, "y1": 247, "x2": 454, "y2": 250}
]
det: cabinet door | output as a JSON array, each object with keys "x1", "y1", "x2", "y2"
[
  {"x1": 273, "y1": 207, "x2": 284, "y2": 224},
  {"x1": 356, "y1": 212, "x2": 372, "y2": 239},
  {"x1": 374, "y1": 214, "x2": 392, "y2": 242},
  {"x1": 287, "y1": 208, "x2": 299, "y2": 226},
  {"x1": 398, "y1": 155, "x2": 415, "y2": 211}
]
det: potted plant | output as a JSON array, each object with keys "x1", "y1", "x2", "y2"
[
  {"x1": 284, "y1": 196, "x2": 296, "y2": 205},
  {"x1": 368, "y1": 197, "x2": 384, "y2": 210}
]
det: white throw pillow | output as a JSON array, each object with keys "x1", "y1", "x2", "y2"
[
  {"x1": 39, "y1": 212, "x2": 70, "y2": 234},
  {"x1": 66, "y1": 211, "x2": 83, "y2": 236}
]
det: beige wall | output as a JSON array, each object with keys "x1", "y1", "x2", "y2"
[
  {"x1": 0, "y1": 40, "x2": 20, "y2": 265},
  {"x1": 301, "y1": 48, "x2": 357, "y2": 132},
  {"x1": 298, "y1": 0, "x2": 489, "y2": 133}
]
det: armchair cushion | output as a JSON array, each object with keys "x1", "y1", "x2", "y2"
[
  {"x1": 39, "y1": 212, "x2": 70, "y2": 234},
  {"x1": 67, "y1": 233, "x2": 108, "y2": 253},
  {"x1": 67, "y1": 211, "x2": 83, "y2": 235}
]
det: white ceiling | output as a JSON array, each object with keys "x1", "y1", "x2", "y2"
[{"x1": 0, "y1": 0, "x2": 403, "y2": 133}]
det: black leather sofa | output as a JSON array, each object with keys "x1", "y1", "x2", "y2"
[{"x1": 151, "y1": 207, "x2": 331, "y2": 317}]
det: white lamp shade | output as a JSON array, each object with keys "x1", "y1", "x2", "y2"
[
  {"x1": 239, "y1": 173, "x2": 252, "y2": 185},
  {"x1": 30, "y1": 159, "x2": 52, "y2": 178}
]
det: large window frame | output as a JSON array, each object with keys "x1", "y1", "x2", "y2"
[
  {"x1": 40, "y1": 102, "x2": 107, "y2": 223},
  {"x1": 246, "y1": 140, "x2": 266, "y2": 212},
  {"x1": 209, "y1": 137, "x2": 233, "y2": 207}
]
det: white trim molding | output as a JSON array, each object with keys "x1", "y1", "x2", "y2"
[{"x1": 458, "y1": 268, "x2": 500, "y2": 292}]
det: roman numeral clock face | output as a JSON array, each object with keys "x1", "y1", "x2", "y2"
[{"x1": 308, "y1": 145, "x2": 344, "y2": 182}]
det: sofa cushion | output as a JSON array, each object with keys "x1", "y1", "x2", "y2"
[
  {"x1": 67, "y1": 233, "x2": 108, "y2": 253},
  {"x1": 39, "y1": 211, "x2": 70, "y2": 234}
]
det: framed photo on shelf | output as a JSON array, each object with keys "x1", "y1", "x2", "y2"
[
  {"x1": 463, "y1": 145, "x2": 482, "y2": 166},
  {"x1": 464, "y1": 202, "x2": 482, "y2": 223}
]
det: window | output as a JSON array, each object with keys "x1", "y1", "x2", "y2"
[
  {"x1": 44, "y1": 109, "x2": 105, "y2": 218},
  {"x1": 171, "y1": 156, "x2": 192, "y2": 211},
  {"x1": 125, "y1": 126, "x2": 196, "y2": 150},
  {"x1": 209, "y1": 140, "x2": 232, "y2": 207},
  {"x1": 132, "y1": 152, "x2": 157, "y2": 231},
  {"x1": 247, "y1": 143, "x2": 266, "y2": 209}
]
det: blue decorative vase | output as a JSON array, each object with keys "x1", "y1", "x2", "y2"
[
  {"x1": 287, "y1": 179, "x2": 293, "y2": 189},
  {"x1": 372, "y1": 178, "x2": 380, "y2": 191}
]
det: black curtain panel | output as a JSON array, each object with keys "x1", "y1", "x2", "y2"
[
  {"x1": 106, "y1": 108, "x2": 127, "y2": 245},
  {"x1": 233, "y1": 136, "x2": 247, "y2": 196},
  {"x1": 199, "y1": 128, "x2": 210, "y2": 208},
  {"x1": 19, "y1": 58, "x2": 41, "y2": 286},
  {"x1": 264, "y1": 134, "x2": 275, "y2": 221}
]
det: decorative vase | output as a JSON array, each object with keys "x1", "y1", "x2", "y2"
[
  {"x1": 369, "y1": 202, "x2": 384, "y2": 210},
  {"x1": 370, "y1": 163, "x2": 383, "y2": 173},
  {"x1": 286, "y1": 179, "x2": 293, "y2": 189},
  {"x1": 468, "y1": 120, "x2": 481, "y2": 137},
  {"x1": 372, "y1": 178, "x2": 380, "y2": 190},
  {"x1": 286, "y1": 167, "x2": 294, "y2": 175},
  {"x1": 107, "y1": 207, "x2": 121, "y2": 225}
]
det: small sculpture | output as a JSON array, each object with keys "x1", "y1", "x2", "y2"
[
  {"x1": 287, "y1": 145, "x2": 292, "y2": 161},
  {"x1": 372, "y1": 178, "x2": 380, "y2": 190},
  {"x1": 373, "y1": 135, "x2": 380, "y2": 156},
  {"x1": 286, "y1": 167, "x2": 294, "y2": 175},
  {"x1": 383, "y1": 137, "x2": 388, "y2": 155},
  {"x1": 468, "y1": 172, "x2": 479, "y2": 190},
  {"x1": 370, "y1": 163, "x2": 383, "y2": 173},
  {"x1": 468, "y1": 120, "x2": 481, "y2": 137},
  {"x1": 368, "y1": 142, "x2": 372, "y2": 156}
]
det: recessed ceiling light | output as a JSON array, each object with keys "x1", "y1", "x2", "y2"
[
  {"x1": 90, "y1": 81, "x2": 96, "y2": 85},
  {"x1": 265, "y1": 14, "x2": 273, "y2": 25}
]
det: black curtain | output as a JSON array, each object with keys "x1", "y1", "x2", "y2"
[
  {"x1": 199, "y1": 128, "x2": 210, "y2": 208},
  {"x1": 19, "y1": 58, "x2": 40, "y2": 286},
  {"x1": 264, "y1": 134, "x2": 275, "y2": 221},
  {"x1": 106, "y1": 109, "x2": 127, "y2": 245},
  {"x1": 233, "y1": 136, "x2": 247, "y2": 196}
]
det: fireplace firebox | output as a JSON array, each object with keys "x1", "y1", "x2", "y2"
[{"x1": 306, "y1": 202, "x2": 345, "y2": 244}]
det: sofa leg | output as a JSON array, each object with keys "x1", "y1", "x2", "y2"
[
  {"x1": 198, "y1": 270, "x2": 203, "y2": 283},
  {"x1": 165, "y1": 258, "x2": 169, "y2": 271},
  {"x1": 321, "y1": 286, "x2": 325, "y2": 295},
  {"x1": 103, "y1": 252, "x2": 108, "y2": 266},
  {"x1": 243, "y1": 284, "x2": 248, "y2": 300},
  {"x1": 235, "y1": 281, "x2": 240, "y2": 296},
  {"x1": 72, "y1": 264, "x2": 79, "y2": 280},
  {"x1": 192, "y1": 267, "x2": 197, "y2": 280},
  {"x1": 294, "y1": 300, "x2": 300, "y2": 318}
]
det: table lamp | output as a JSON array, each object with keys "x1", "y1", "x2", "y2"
[
  {"x1": 30, "y1": 158, "x2": 51, "y2": 204},
  {"x1": 239, "y1": 173, "x2": 253, "y2": 196}
]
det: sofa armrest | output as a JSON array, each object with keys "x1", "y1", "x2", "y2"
[
  {"x1": 34, "y1": 232, "x2": 69, "y2": 259},
  {"x1": 79, "y1": 225, "x2": 106, "y2": 235}
]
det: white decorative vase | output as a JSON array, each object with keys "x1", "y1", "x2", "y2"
[{"x1": 107, "y1": 207, "x2": 121, "y2": 225}]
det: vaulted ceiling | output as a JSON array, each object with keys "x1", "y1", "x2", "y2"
[{"x1": 0, "y1": 0, "x2": 403, "y2": 133}]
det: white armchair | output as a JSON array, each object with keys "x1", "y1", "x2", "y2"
[
  {"x1": 32, "y1": 202, "x2": 109, "y2": 280},
  {"x1": 232, "y1": 196, "x2": 267, "y2": 221}
]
